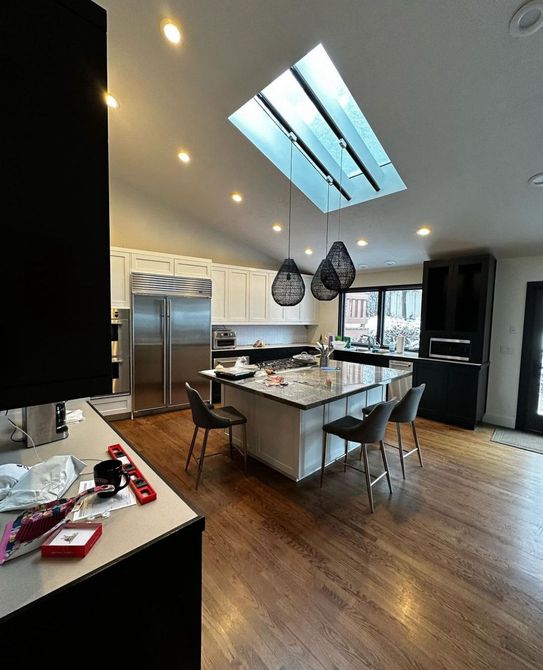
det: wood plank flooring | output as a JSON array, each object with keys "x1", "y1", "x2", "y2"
[{"x1": 113, "y1": 412, "x2": 543, "y2": 669}]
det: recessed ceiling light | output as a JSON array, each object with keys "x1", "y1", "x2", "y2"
[
  {"x1": 177, "y1": 150, "x2": 190, "y2": 163},
  {"x1": 384, "y1": 260, "x2": 396, "y2": 266},
  {"x1": 105, "y1": 93, "x2": 119, "y2": 109},
  {"x1": 356, "y1": 238, "x2": 368, "y2": 247},
  {"x1": 528, "y1": 172, "x2": 543, "y2": 186},
  {"x1": 161, "y1": 19, "x2": 182, "y2": 44},
  {"x1": 416, "y1": 226, "x2": 432, "y2": 236},
  {"x1": 304, "y1": 248, "x2": 313, "y2": 255},
  {"x1": 358, "y1": 264, "x2": 368, "y2": 270},
  {"x1": 510, "y1": 1, "x2": 543, "y2": 36},
  {"x1": 231, "y1": 192, "x2": 243, "y2": 203},
  {"x1": 272, "y1": 223, "x2": 283, "y2": 232}
]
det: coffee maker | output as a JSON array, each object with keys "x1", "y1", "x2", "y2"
[{"x1": 23, "y1": 402, "x2": 68, "y2": 447}]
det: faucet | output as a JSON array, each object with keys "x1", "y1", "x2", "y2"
[{"x1": 357, "y1": 334, "x2": 377, "y2": 350}]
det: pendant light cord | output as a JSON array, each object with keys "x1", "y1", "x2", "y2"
[
  {"x1": 338, "y1": 142, "x2": 344, "y2": 240},
  {"x1": 325, "y1": 180, "x2": 331, "y2": 252},
  {"x1": 287, "y1": 136, "x2": 294, "y2": 259}
]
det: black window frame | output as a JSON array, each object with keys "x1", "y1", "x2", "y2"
[{"x1": 338, "y1": 283, "x2": 423, "y2": 351}]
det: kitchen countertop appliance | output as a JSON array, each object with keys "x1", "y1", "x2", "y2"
[
  {"x1": 131, "y1": 273, "x2": 212, "y2": 415},
  {"x1": 212, "y1": 328, "x2": 237, "y2": 349}
]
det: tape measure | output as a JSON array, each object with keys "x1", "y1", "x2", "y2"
[{"x1": 107, "y1": 443, "x2": 157, "y2": 505}]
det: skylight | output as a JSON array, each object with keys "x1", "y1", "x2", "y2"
[{"x1": 229, "y1": 44, "x2": 405, "y2": 212}]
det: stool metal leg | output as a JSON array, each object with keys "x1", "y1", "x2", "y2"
[
  {"x1": 380, "y1": 440, "x2": 393, "y2": 493},
  {"x1": 412, "y1": 421, "x2": 423, "y2": 467},
  {"x1": 361, "y1": 443, "x2": 374, "y2": 513},
  {"x1": 195, "y1": 428, "x2": 209, "y2": 490},
  {"x1": 228, "y1": 426, "x2": 233, "y2": 458},
  {"x1": 320, "y1": 432, "x2": 328, "y2": 487},
  {"x1": 344, "y1": 439, "x2": 348, "y2": 472},
  {"x1": 396, "y1": 423, "x2": 406, "y2": 480},
  {"x1": 185, "y1": 426, "x2": 198, "y2": 471},
  {"x1": 242, "y1": 422, "x2": 248, "y2": 474}
]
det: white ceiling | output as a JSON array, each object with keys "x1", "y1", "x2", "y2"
[{"x1": 101, "y1": 0, "x2": 543, "y2": 272}]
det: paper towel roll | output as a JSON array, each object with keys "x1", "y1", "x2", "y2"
[{"x1": 395, "y1": 335, "x2": 405, "y2": 354}]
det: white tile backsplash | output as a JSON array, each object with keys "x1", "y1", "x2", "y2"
[{"x1": 222, "y1": 324, "x2": 316, "y2": 346}]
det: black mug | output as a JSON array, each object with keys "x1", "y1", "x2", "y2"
[{"x1": 93, "y1": 459, "x2": 131, "y2": 498}]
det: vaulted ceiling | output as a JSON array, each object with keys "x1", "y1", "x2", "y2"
[{"x1": 101, "y1": 0, "x2": 543, "y2": 272}]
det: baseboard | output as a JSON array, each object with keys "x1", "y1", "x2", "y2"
[{"x1": 483, "y1": 412, "x2": 515, "y2": 428}]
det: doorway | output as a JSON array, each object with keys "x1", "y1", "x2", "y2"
[{"x1": 517, "y1": 282, "x2": 543, "y2": 433}]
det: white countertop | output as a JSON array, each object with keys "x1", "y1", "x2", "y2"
[{"x1": 0, "y1": 401, "x2": 199, "y2": 620}]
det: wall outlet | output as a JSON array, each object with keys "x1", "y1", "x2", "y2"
[{"x1": 500, "y1": 345, "x2": 514, "y2": 355}]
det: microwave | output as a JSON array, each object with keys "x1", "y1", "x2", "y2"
[
  {"x1": 429, "y1": 338, "x2": 471, "y2": 361},
  {"x1": 213, "y1": 330, "x2": 236, "y2": 349}
]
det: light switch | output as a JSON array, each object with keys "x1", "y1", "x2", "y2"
[
  {"x1": 509, "y1": 325, "x2": 517, "y2": 334},
  {"x1": 500, "y1": 345, "x2": 514, "y2": 355}
]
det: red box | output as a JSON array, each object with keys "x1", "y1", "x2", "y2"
[{"x1": 41, "y1": 522, "x2": 102, "y2": 558}]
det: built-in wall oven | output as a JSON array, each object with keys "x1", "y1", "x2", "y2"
[{"x1": 110, "y1": 308, "x2": 130, "y2": 395}]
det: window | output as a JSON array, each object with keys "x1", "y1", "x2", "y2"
[
  {"x1": 229, "y1": 44, "x2": 405, "y2": 213},
  {"x1": 340, "y1": 286, "x2": 422, "y2": 352}
]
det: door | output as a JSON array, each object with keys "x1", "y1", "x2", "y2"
[
  {"x1": 517, "y1": 282, "x2": 543, "y2": 432},
  {"x1": 211, "y1": 266, "x2": 228, "y2": 322},
  {"x1": 133, "y1": 296, "x2": 167, "y2": 412},
  {"x1": 228, "y1": 268, "x2": 249, "y2": 321},
  {"x1": 249, "y1": 271, "x2": 268, "y2": 321},
  {"x1": 169, "y1": 297, "x2": 211, "y2": 406}
]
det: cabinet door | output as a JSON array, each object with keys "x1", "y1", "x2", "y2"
[
  {"x1": 249, "y1": 271, "x2": 268, "y2": 322},
  {"x1": 131, "y1": 252, "x2": 174, "y2": 275},
  {"x1": 299, "y1": 276, "x2": 316, "y2": 323},
  {"x1": 268, "y1": 272, "x2": 284, "y2": 321},
  {"x1": 211, "y1": 266, "x2": 228, "y2": 323},
  {"x1": 174, "y1": 258, "x2": 210, "y2": 278},
  {"x1": 110, "y1": 250, "x2": 130, "y2": 308},
  {"x1": 228, "y1": 269, "x2": 249, "y2": 321},
  {"x1": 413, "y1": 361, "x2": 448, "y2": 422}
]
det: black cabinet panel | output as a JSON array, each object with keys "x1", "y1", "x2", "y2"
[
  {"x1": 414, "y1": 360, "x2": 488, "y2": 429},
  {"x1": 420, "y1": 254, "x2": 495, "y2": 363},
  {"x1": 1, "y1": 0, "x2": 110, "y2": 409}
]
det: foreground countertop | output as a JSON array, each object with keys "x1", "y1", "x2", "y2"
[
  {"x1": 200, "y1": 361, "x2": 410, "y2": 410},
  {"x1": 0, "y1": 401, "x2": 201, "y2": 621}
]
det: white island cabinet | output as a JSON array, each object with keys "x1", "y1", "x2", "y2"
[{"x1": 200, "y1": 362, "x2": 410, "y2": 481}]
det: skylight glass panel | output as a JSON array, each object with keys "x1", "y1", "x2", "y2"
[
  {"x1": 229, "y1": 44, "x2": 405, "y2": 212},
  {"x1": 262, "y1": 71, "x2": 361, "y2": 178}
]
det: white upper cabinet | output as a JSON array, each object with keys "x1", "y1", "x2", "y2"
[
  {"x1": 228, "y1": 268, "x2": 250, "y2": 321},
  {"x1": 249, "y1": 271, "x2": 268, "y2": 322},
  {"x1": 211, "y1": 265, "x2": 228, "y2": 323},
  {"x1": 267, "y1": 271, "x2": 284, "y2": 321},
  {"x1": 299, "y1": 275, "x2": 317, "y2": 324},
  {"x1": 174, "y1": 257, "x2": 211, "y2": 277},
  {"x1": 131, "y1": 251, "x2": 175, "y2": 275},
  {"x1": 110, "y1": 249, "x2": 131, "y2": 308}
]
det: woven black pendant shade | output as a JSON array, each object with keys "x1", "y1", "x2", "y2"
[
  {"x1": 272, "y1": 258, "x2": 305, "y2": 306},
  {"x1": 323, "y1": 241, "x2": 355, "y2": 290},
  {"x1": 311, "y1": 258, "x2": 339, "y2": 300}
]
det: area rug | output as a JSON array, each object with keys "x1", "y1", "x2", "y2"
[{"x1": 491, "y1": 427, "x2": 543, "y2": 455}]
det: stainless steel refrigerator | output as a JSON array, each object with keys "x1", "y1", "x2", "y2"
[{"x1": 131, "y1": 273, "x2": 212, "y2": 416}]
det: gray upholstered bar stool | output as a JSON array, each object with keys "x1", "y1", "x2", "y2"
[
  {"x1": 184, "y1": 382, "x2": 248, "y2": 490},
  {"x1": 362, "y1": 384, "x2": 425, "y2": 479},
  {"x1": 320, "y1": 398, "x2": 398, "y2": 513}
]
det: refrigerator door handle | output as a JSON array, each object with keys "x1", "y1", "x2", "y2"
[{"x1": 167, "y1": 298, "x2": 172, "y2": 406}]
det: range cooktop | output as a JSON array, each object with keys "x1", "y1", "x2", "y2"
[{"x1": 257, "y1": 357, "x2": 317, "y2": 372}]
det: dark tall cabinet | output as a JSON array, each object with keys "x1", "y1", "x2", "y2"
[
  {"x1": 1, "y1": 0, "x2": 111, "y2": 409},
  {"x1": 419, "y1": 255, "x2": 496, "y2": 363}
]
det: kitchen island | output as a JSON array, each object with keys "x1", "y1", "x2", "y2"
[{"x1": 200, "y1": 361, "x2": 410, "y2": 481}]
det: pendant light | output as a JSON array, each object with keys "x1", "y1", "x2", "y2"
[
  {"x1": 311, "y1": 178, "x2": 340, "y2": 300},
  {"x1": 322, "y1": 139, "x2": 355, "y2": 291},
  {"x1": 272, "y1": 135, "x2": 305, "y2": 307}
]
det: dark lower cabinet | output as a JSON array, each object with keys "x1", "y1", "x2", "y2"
[{"x1": 414, "y1": 360, "x2": 489, "y2": 429}]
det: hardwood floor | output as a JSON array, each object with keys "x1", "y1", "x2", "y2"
[{"x1": 113, "y1": 412, "x2": 543, "y2": 669}]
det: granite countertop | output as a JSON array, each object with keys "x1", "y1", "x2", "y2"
[
  {"x1": 212, "y1": 342, "x2": 317, "y2": 353},
  {"x1": 341, "y1": 348, "x2": 485, "y2": 366},
  {"x1": 200, "y1": 361, "x2": 410, "y2": 410}
]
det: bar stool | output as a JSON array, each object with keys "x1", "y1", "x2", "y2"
[
  {"x1": 320, "y1": 398, "x2": 398, "y2": 513},
  {"x1": 184, "y1": 382, "x2": 248, "y2": 490},
  {"x1": 362, "y1": 384, "x2": 425, "y2": 479}
]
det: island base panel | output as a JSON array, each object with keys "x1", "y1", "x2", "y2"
[{"x1": 224, "y1": 386, "x2": 385, "y2": 481}]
